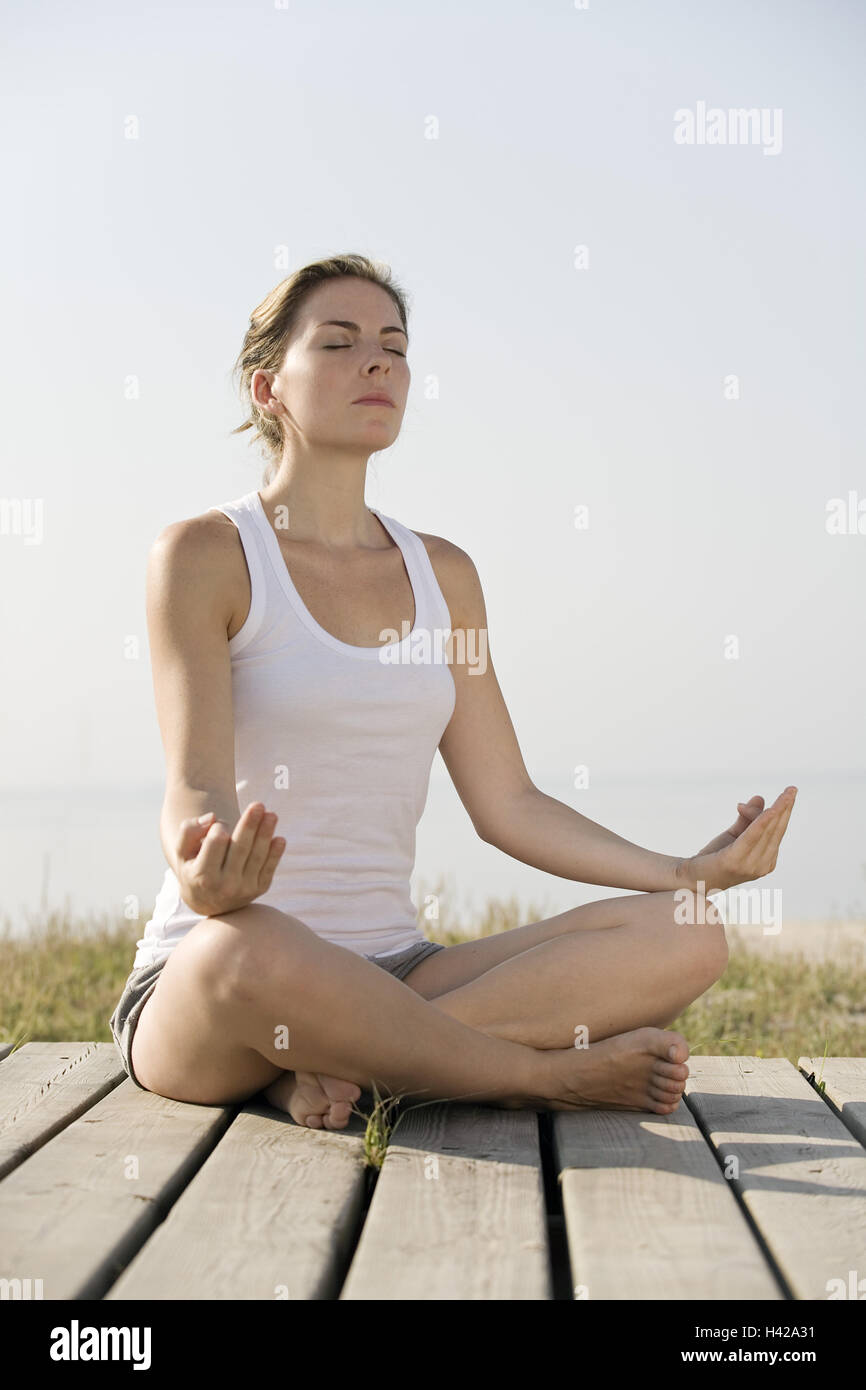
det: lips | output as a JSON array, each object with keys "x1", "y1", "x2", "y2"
[{"x1": 353, "y1": 395, "x2": 394, "y2": 406}]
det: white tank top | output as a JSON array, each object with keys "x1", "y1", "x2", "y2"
[{"x1": 133, "y1": 490, "x2": 456, "y2": 969}]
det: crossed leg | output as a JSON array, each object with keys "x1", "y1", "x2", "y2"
[
  {"x1": 276, "y1": 888, "x2": 727, "y2": 1125},
  {"x1": 406, "y1": 888, "x2": 724, "y2": 1016},
  {"x1": 419, "y1": 888, "x2": 727, "y2": 1047}
]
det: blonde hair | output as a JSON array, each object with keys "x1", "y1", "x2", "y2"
[{"x1": 230, "y1": 253, "x2": 411, "y2": 486}]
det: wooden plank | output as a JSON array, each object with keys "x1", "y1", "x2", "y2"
[
  {"x1": 553, "y1": 1101, "x2": 781, "y2": 1300},
  {"x1": 0, "y1": 1074, "x2": 237, "y2": 1299},
  {"x1": 684, "y1": 1056, "x2": 866, "y2": 1300},
  {"x1": 799, "y1": 1056, "x2": 866, "y2": 1148},
  {"x1": 107, "y1": 1102, "x2": 369, "y2": 1301},
  {"x1": 0, "y1": 1042, "x2": 15, "y2": 1063},
  {"x1": 339, "y1": 1103, "x2": 552, "y2": 1300},
  {"x1": 0, "y1": 1042, "x2": 124, "y2": 1180}
]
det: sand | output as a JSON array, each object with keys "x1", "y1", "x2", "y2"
[{"x1": 725, "y1": 917, "x2": 866, "y2": 966}]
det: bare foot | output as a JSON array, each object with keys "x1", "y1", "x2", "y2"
[
  {"x1": 545, "y1": 1027, "x2": 692, "y2": 1115},
  {"x1": 262, "y1": 1070, "x2": 362, "y2": 1129}
]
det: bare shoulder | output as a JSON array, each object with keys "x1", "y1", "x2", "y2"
[
  {"x1": 148, "y1": 507, "x2": 248, "y2": 634},
  {"x1": 406, "y1": 528, "x2": 486, "y2": 629},
  {"x1": 150, "y1": 506, "x2": 244, "y2": 573}
]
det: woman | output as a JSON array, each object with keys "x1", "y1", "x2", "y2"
[{"x1": 109, "y1": 252, "x2": 796, "y2": 1129}]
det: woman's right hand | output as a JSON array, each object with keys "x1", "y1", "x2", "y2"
[{"x1": 173, "y1": 802, "x2": 286, "y2": 917}]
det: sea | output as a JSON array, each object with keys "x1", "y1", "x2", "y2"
[{"x1": 0, "y1": 769, "x2": 863, "y2": 940}]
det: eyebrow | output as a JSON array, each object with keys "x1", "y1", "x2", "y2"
[{"x1": 315, "y1": 319, "x2": 409, "y2": 343}]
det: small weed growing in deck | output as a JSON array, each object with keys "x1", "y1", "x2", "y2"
[{"x1": 352, "y1": 1082, "x2": 405, "y2": 1169}]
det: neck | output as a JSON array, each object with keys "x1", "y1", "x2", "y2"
[{"x1": 259, "y1": 449, "x2": 382, "y2": 549}]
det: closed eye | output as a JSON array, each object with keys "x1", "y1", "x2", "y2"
[{"x1": 324, "y1": 345, "x2": 406, "y2": 356}]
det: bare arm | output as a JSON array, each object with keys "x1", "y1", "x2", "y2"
[
  {"x1": 476, "y1": 786, "x2": 682, "y2": 891},
  {"x1": 435, "y1": 543, "x2": 680, "y2": 891},
  {"x1": 146, "y1": 517, "x2": 242, "y2": 865},
  {"x1": 146, "y1": 517, "x2": 284, "y2": 912},
  {"x1": 434, "y1": 543, "x2": 796, "y2": 896}
]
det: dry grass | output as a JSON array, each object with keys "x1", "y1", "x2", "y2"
[
  {"x1": 2, "y1": 877, "x2": 864, "y2": 1162},
  {"x1": 0, "y1": 906, "x2": 137, "y2": 1053}
]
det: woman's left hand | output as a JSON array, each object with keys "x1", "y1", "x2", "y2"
[{"x1": 676, "y1": 786, "x2": 798, "y2": 895}]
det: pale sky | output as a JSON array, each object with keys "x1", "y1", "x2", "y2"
[{"x1": 2, "y1": 0, "x2": 864, "y2": 800}]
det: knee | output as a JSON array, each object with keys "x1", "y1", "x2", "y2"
[
  {"x1": 653, "y1": 889, "x2": 729, "y2": 989},
  {"x1": 681, "y1": 908, "x2": 729, "y2": 990},
  {"x1": 699, "y1": 917, "x2": 729, "y2": 984},
  {"x1": 186, "y1": 904, "x2": 314, "y2": 1005}
]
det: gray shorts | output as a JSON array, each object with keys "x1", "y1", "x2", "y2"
[{"x1": 108, "y1": 937, "x2": 446, "y2": 1092}]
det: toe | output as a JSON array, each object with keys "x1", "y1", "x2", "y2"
[
  {"x1": 657, "y1": 1060, "x2": 690, "y2": 1081},
  {"x1": 642, "y1": 1029, "x2": 689, "y2": 1065},
  {"x1": 322, "y1": 1105, "x2": 353, "y2": 1130},
  {"x1": 662, "y1": 1032, "x2": 690, "y2": 1064},
  {"x1": 317, "y1": 1075, "x2": 363, "y2": 1104},
  {"x1": 650, "y1": 1092, "x2": 680, "y2": 1113},
  {"x1": 649, "y1": 1082, "x2": 682, "y2": 1105},
  {"x1": 652, "y1": 1075, "x2": 685, "y2": 1094},
  {"x1": 288, "y1": 1085, "x2": 329, "y2": 1127}
]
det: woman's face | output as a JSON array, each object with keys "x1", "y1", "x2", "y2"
[{"x1": 255, "y1": 277, "x2": 410, "y2": 450}]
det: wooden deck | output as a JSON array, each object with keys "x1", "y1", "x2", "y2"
[{"x1": 1, "y1": 1042, "x2": 865, "y2": 1301}]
